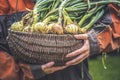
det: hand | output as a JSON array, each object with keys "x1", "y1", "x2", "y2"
[
  {"x1": 66, "y1": 34, "x2": 90, "y2": 66},
  {"x1": 41, "y1": 62, "x2": 68, "y2": 74}
]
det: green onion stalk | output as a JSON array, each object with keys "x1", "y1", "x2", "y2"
[
  {"x1": 79, "y1": 8, "x2": 104, "y2": 33},
  {"x1": 44, "y1": 1, "x2": 85, "y2": 19},
  {"x1": 48, "y1": 0, "x2": 68, "y2": 34},
  {"x1": 102, "y1": 52, "x2": 107, "y2": 69},
  {"x1": 90, "y1": 0, "x2": 120, "y2": 5},
  {"x1": 78, "y1": 5, "x2": 104, "y2": 33},
  {"x1": 63, "y1": 9, "x2": 79, "y2": 34},
  {"x1": 78, "y1": 5, "x2": 103, "y2": 27},
  {"x1": 44, "y1": 8, "x2": 58, "y2": 19},
  {"x1": 33, "y1": 0, "x2": 53, "y2": 24},
  {"x1": 65, "y1": 0, "x2": 120, "y2": 13},
  {"x1": 44, "y1": 1, "x2": 87, "y2": 23},
  {"x1": 31, "y1": 15, "x2": 57, "y2": 33},
  {"x1": 30, "y1": 0, "x2": 57, "y2": 33},
  {"x1": 44, "y1": 0, "x2": 62, "y2": 19},
  {"x1": 65, "y1": 0, "x2": 83, "y2": 7}
]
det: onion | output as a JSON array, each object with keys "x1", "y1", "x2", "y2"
[
  {"x1": 11, "y1": 21, "x2": 23, "y2": 31},
  {"x1": 23, "y1": 25, "x2": 31, "y2": 32},
  {"x1": 48, "y1": 23, "x2": 64, "y2": 34},
  {"x1": 34, "y1": 22, "x2": 48, "y2": 33},
  {"x1": 65, "y1": 24, "x2": 78, "y2": 34}
]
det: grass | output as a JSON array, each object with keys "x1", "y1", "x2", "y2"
[{"x1": 89, "y1": 54, "x2": 120, "y2": 80}]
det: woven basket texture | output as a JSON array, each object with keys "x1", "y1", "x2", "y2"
[{"x1": 7, "y1": 29, "x2": 84, "y2": 66}]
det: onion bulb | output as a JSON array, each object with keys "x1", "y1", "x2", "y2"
[
  {"x1": 11, "y1": 21, "x2": 23, "y2": 31},
  {"x1": 34, "y1": 22, "x2": 50, "y2": 33},
  {"x1": 65, "y1": 24, "x2": 78, "y2": 34},
  {"x1": 49, "y1": 23, "x2": 64, "y2": 34}
]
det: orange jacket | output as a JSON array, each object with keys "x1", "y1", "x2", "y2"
[
  {"x1": 0, "y1": 0, "x2": 34, "y2": 15},
  {"x1": 86, "y1": 4, "x2": 120, "y2": 56},
  {"x1": 98, "y1": 4, "x2": 120, "y2": 52}
]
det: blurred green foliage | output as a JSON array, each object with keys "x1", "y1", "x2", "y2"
[{"x1": 89, "y1": 55, "x2": 120, "y2": 80}]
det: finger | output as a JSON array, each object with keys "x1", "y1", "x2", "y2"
[
  {"x1": 52, "y1": 66, "x2": 67, "y2": 71},
  {"x1": 74, "y1": 34, "x2": 88, "y2": 40},
  {"x1": 66, "y1": 40, "x2": 88, "y2": 57},
  {"x1": 46, "y1": 66, "x2": 67, "y2": 74},
  {"x1": 66, "y1": 52, "x2": 88, "y2": 65},
  {"x1": 66, "y1": 48, "x2": 86, "y2": 58},
  {"x1": 72, "y1": 53, "x2": 89, "y2": 65},
  {"x1": 42, "y1": 62, "x2": 55, "y2": 69}
]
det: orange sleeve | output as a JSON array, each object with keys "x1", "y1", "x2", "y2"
[
  {"x1": 0, "y1": 51, "x2": 34, "y2": 80},
  {"x1": 18, "y1": 64, "x2": 34, "y2": 80},
  {"x1": 8, "y1": 0, "x2": 34, "y2": 14},
  {"x1": 97, "y1": 4, "x2": 120, "y2": 52},
  {"x1": 0, "y1": 51, "x2": 19, "y2": 80},
  {"x1": 0, "y1": 0, "x2": 34, "y2": 15},
  {"x1": 0, "y1": 0, "x2": 10, "y2": 15}
]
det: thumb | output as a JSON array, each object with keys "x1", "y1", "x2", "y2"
[{"x1": 74, "y1": 34, "x2": 88, "y2": 40}]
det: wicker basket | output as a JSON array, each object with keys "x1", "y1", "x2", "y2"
[{"x1": 7, "y1": 29, "x2": 84, "y2": 66}]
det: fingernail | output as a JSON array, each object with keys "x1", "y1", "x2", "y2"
[
  {"x1": 49, "y1": 61, "x2": 54, "y2": 64},
  {"x1": 66, "y1": 63, "x2": 70, "y2": 66},
  {"x1": 66, "y1": 54, "x2": 71, "y2": 57},
  {"x1": 74, "y1": 35, "x2": 78, "y2": 38},
  {"x1": 66, "y1": 55, "x2": 69, "y2": 57}
]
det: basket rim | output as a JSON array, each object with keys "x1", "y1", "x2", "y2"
[{"x1": 8, "y1": 29, "x2": 80, "y2": 37}]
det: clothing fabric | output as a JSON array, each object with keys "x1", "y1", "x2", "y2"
[
  {"x1": 89, "y1": 4, "x2": 120, "y2": 54},
  {"x1": 0, "y1": 0, "x2": 120, "y2": 80}
]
